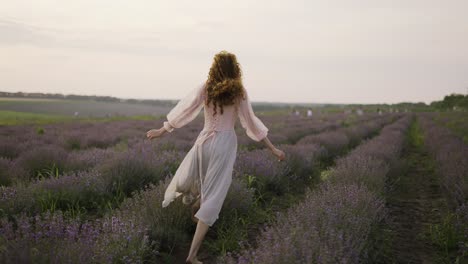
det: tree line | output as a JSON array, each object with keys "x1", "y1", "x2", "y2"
[{"x1": 430, "y1": 93, "x2": 468, "y2": 111}]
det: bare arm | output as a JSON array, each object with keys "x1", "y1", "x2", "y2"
[
  {"x1": 261, "y1": 136, "x2": 275, "y2": 151},
  {"x1": 237, "y1": 88, "x2": 285, "y2": 161},
  {"x1": 146, "y1": 84, "x2": 205, "y2": 140},
  {"x1": 261, "y1": 136, "x2": 285, "y2": 161},
  {"x1": 146, "y1": 126, "x2": 167, "y2": 140}
]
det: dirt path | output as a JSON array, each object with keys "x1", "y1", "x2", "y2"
[{"x1": 385, "y1": 121, "x2": 447, "y2": 263}]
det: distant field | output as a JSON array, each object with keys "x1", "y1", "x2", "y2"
[
  {"x1": 0, "y1": 110, "x2": 71, "y2": 125},
  {"x1": 0, "y1": 97, "x2": 172, "y2": 118},
  {"x1": 0, "y1": 110, "x2": 160, "y2": 125},
  {"x1": 0, "y1": 97, "x2": 66, "y2": 102}
]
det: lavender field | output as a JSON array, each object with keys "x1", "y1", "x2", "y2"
[
  {"x1": 0, "y1": 110, "x2": 466, "y2": 264},
  {"x1": 0, "y1": 97, "x2": 172, "y2": 119}
]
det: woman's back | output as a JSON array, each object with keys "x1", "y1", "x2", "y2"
[
  {"x1": 202, "y1": 88, "x2": 269, "y2": 144},
  {"x1": 202, "y1": 102, "x2": 237, "y2": 132}
]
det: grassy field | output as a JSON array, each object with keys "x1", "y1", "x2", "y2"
[
  {"x1": 0, "y1": 97, "x2": 173, "y2": 125},
  {"x1": 0, "y1": 97, "x2": 66, "y2": 102},
  {"x1": 0, "y1": 97, "x2": 171, "y2": 118},
  {"x1": 0, "y1": 97, "x2": 317, "y2": 125},
  {"x1": 0, "y1": 110, "x2": 71, "y2": 125},
  {"x1": 0, "y1": 110, "x2": 162, "y2": 125}
]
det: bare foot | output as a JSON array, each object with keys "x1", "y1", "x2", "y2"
[{"x1": 186, "y1": 257, "x2": 203, "y2": 264}]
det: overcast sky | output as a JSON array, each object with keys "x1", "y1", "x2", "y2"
[{"x1": 1, "y1": 0, "x2": 467, "y2": 104}]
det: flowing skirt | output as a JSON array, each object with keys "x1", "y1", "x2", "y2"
[{"x1": 162, "y1": 129, "x2": 237, "y2": 226}]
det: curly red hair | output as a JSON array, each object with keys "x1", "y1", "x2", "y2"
[{"x1": 205, "y1": 51, "x2": 245, "y2": 116}]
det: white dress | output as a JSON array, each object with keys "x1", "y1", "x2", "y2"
[{"x1": 161, "y1": 83, "x2": 268, "y2": 226}]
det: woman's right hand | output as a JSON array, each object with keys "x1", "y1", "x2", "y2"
[
  {"x1": 146, "y1": 128, "x2": 166, "y2": 140},
  {"x1": 272, "y1": 148, "x2": 286, "y2": 161}
]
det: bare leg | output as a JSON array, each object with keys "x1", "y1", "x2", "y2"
[
  {"x1": 186, "y1": 219, "x2": 209, "y2": 264},
  {"x1": 191, "y1": 198, "x2": 201, "y2": 223}
]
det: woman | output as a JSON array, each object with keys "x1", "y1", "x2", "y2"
[{"x1": 146, "y1": 51, "x2": 285, "y2": 264}]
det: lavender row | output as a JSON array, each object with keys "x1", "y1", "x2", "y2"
[
  {"x1": 0, "y1": 114, "x2": 371, "y2": 216},
  {"x1": 233, "y1": 114, "x2": 397, "y2": 200},
  {"x1": 0, "y1": 112, "x2": 384, "y2": 162},
  {"x1": 0, "y1": 113, "x2": 392, "y2": 220},
  {"x1": 0, "y1": 142, "x2": 184, "y2": 218},
  {"x1": 0, "y1": 115, "x2": 396, "y2": 263},
  {"x1": 236, "y1": 113, "x2": 388, "y2": 148},
  {"x1": 418, "y1": 114, "x2": 467, "y2": 257},
  {"x1": 0, "y1": 112, "x2": 387, "y2": 155},
  {"x1": 223, "y1": 115, "x2": 412, "y2": 263},
  {"x1": 0, "y1": 144, "x2": 278, "y2": 262},
  {"x1": 418, "y1": 114, "x2": 467, "y2": 208},
  {"x1": 327, "y1": 116, "x2": 410, "y2": 193},
  {"x1": 0, "y1": 114, "x2": 393, "y2": 219},
  {"x1": 201, "y1": 114, "x2": 398, "y2": 257},
  {"x1": 0, "y1": 205, "x2": 150, "y2": 263},
  {"x1": 431, "y1": 112, "x2": 468, "y2": 143},
  {"x1": 0, "y1": 114, "x2": 324, "y2": 159},
  {"x1": 0, "y1": 113, "x2": 354, "y2": 185}
]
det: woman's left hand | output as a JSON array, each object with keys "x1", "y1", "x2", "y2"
[
  {"x1": 272, "y1": 148, "x2": 286, "y2": 161},
  {"x1": 146, "y1": 128, "x2": 166, "y2": 140}
]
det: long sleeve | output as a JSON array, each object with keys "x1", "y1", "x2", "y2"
[
  {"x1": 163, "y1": 83, "x2": 205, "y2": 132},
  {"x1": 237, "y1": 88, "x2": 269, "y2": 141}
]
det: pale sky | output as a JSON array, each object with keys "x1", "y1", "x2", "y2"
[{"x1": 1, "y1": 0, "x2": 467, "y2": 104}]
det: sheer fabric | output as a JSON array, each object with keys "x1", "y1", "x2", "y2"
[{"x1": 161, "y1": 83, "x2": 268, "y2": 226}]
